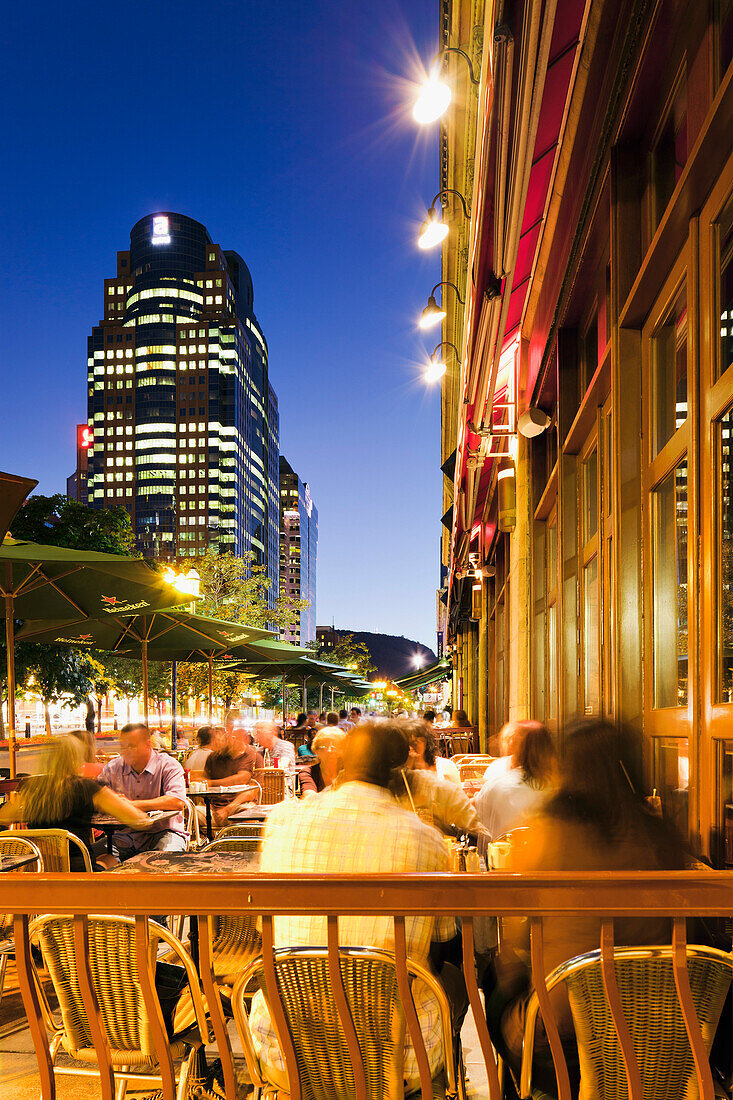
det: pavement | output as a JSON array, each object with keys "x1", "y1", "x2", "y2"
[{"x1": 0, "y1": 960, "x2": 492, "y2": 1099}]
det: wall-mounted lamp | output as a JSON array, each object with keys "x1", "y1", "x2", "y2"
[
  {"x1": 413, "y1": 48, "x2": 480, "y2": 124},
  {"x1": 419, "y1": 281, "x2": 465, "y2": 330},
  {"x1": 425, "y1": 341, "x2": 461, "y2": 383},
  {"x1": 418, "y1": 189, "x2": 470, "y2": 250},
  {"x1": 517, "y1": 407, "x2": 552, "y2": 437},
  {"x1": 497, "y1": 466, "x2": 516, "y2": 532}
]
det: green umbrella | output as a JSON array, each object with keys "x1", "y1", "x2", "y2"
[
  {"x1": 0, "y1": 537, "x2": 193, "y2": 775},
  {"x1": 18, "y1": 611, "x2": 277, "y2": 724},
  {"x1": 0, "y1": 472, "x2": 37, "y2": 544}
]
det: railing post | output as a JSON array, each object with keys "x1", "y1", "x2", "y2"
[
  {"x1": 13, "y1": 914, "x2": 55, "y2": 1100},
  {"x1": 672, "y1": 917, "x2": 716, "y2": 1100},
  {"x1": 530, "y1": 917, "x2": 572, "y2": 1100},
  {"x1": 393, "y1": 915, "x2": 434, "y2": 1100}
]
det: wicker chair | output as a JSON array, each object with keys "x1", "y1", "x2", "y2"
[
  {"x1": 0, "y1": 834, "x2": 43, "y2": 1010},
  {"x1": 216, "y1": 822, "x2": 264, "y2": 843},
  {"x1": 203, "y1": 833, "x2": 262, "y2": 856},
  {"x1": 451, "y1": 754, "x2": 494, "y2": 767},
  {"x1": 30, "y1": 913, "x2": 213, "y2": 1100},
  {"x1": 445, "y1": 732, "x2": 475, "y2": 756},
  {"x1": 181, "y1": 796, "x2": 201, "y2": 849},
  {"x1": 519, "y1": 944, "x2": 733, "y2": 1100},
  {"x1": 253, "y1": 768, "x2": 286, "y2": 805},
  {"x1": 232, "y1": 945, "x2": 460, "y2": 1100},
  {"x1": 457, "y1": 762, "x2": 490, "y2": 784},
  {"x1": 0, "y1": 828, "x2": 92, "y2": 871}
]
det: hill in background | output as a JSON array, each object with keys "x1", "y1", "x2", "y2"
[{"x1": 326, "y1": 629, "x2": 436, "y2": 681}]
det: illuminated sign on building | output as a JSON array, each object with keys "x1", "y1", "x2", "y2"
[
  {"x1": 79, "y1": 425, "x2": 94, "y2": 449},
  {"x1": 152, "y1": 216, "x2": 170, "y2": 245}
]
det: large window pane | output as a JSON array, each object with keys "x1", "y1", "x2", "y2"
[
  {"x1": 548, "y1": 603, "x2": 557, "y2": 722},
  {"x1": 721, "y1": 409, "x2": 733, "y2": 700},
  {"x1": 653, "y1": 461, "x2": 688, "y2": 707},
  {"x1": 652, "y1": 284, "x2": 687, "y2": 454},
  {"x1": 719, "y1": 197, "x2": 733, "y2": 380},
  {"x1": 583, "y1": 449, "x2": 598, "y2": 542},
  {"x1": 584, "y1": 555, "x2": 600, "y2": 714}
]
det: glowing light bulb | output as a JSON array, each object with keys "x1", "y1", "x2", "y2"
[
  {"x1": 413, "y1": 70, "x2": 452, "y2": 124},
  {"x1": 418, "y1": 211, "x2": 449, "y2": 250},
  {"x1": 419, "y1": 294, "x2": 446, "y2": 330},
  {"x1": 425, "y1": 355, "x2": 447, "y2": 383}
]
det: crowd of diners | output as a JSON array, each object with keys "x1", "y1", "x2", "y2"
[{"x1": 3, "y1": 711, "x2": 729, "y2": 1098}]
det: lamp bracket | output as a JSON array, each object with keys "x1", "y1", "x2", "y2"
[{"x1": 433, "y1": 46, "x2": 481, "y2": 86}]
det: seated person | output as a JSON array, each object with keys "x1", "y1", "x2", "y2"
[
  {"x1": 474, "y1": 720, "x2": 555, "y2": 840},
  {"x1": 399, "y1": 720, "x2": 487, "y2": 839},
  {"x1": 185, "y1": 725, "x2": 214, "y2": 776},
  {"x1": 203, "y1": 729, "x2": 262, "y2": 828},
  {"x1": 299, "y1": 727, "x2": 346, "y2": 793},
  {"x1": 409, "y1": 721, "x2": 461, "y2": 785},
  {"x1": 0, "y1": 735, "x2": 151, "y2": 869},
  {"x1": 97, "y1": 722, "x2": 188, "y2": 859},
  {"x1": 255, "y1": 720, "x2": 296, "y2": 770},
  {"x1": 249, "y1": 721, "x2": 467, "y2": 1093}
]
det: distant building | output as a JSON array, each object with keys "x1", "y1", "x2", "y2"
[
  {"x1": 67, "y1": 424, "x2": 92, "y2": 506},
  {"x1": 76, "y1": 212, "x2": 279, "y2": 597},
  {"x1": 279, "y1": 456, "x2": 317, "y2": 643}
]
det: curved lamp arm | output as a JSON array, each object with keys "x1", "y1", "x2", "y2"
[
  {"x1": 430, "y1": 281, "x2": 465, "y2": 306},
  {"x1": 432, "y1": 341, "x2": 462, "y2": 364},
  {"x1": 431, "y1": 46, "x2": 480, "y2": 86},
  {"x1": 429, "y1": 189, "x2": 470, "y2": 219}
]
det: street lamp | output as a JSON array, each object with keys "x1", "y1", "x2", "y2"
[
  {"x1": 419, "y1": 282, "x2": 464, "y2": 330},
  {"x1": 417, "y1": 189, "x2": 470, "y2": 250},
  {"x1": 412, "y1": 48, "x2": 480, "y2": 124},
  {"x1": 425, "y1": 341, "x2": 461, "y2": 384}
]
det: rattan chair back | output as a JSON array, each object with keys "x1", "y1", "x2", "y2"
[
  {"x1": 204, "y1": 834, "x2": 261, "y2": 855},
  {"x1": 30, "y1": 913, "x2": 210, "y2": 1069},
  {"x1": 232, "y1": 946, "x2": 457, "y2": 1100},
  {"x1": 13, "y1": 828, "x2": 92, "y2": 872},
  {"x1": 447, "y1": 732, "x2": 474, "y2": 755},
  {"x1": 520, "y1": 944, "x2": 733, "y2": 1100},
  {"x1": 0, "y1": 834, "x2": 43, "y2": 943},
  {"x1": 182, "y1": 796, "x2": 201, "y2": 848},
  {"x1": 253, "y1": 767, "x2": 286, "y2": 804},
  {"x1": 216, "y1": 822, "x2": 264, "y2": 842}
]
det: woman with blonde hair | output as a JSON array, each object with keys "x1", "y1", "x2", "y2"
[{"x1": 0, "y1": 735, "x2": 150, "y2": 869}]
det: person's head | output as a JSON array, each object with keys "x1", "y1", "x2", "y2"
[
  {"x1": 119, "y1": 723, "x2": 153, "y2": 772},
  {"x1": 196, "y1": 726, "x2": 213, "y2": 749},
  {"x1": 423, "y1": 709, "x2": 436, "y2": 725},
  {"x1": 225, "y1": 709, "x2": 243, "y2": 733},
  {"x1": 306, "y1": 711, "x2": 318, "y2": 729},
  {"x1": 349, "y1": 707, "x2": 361, "y2": 720},
  {"x1": 403, "y1": 719, "x2": 438, "y2": 770},
  {"x1": 254, "y1": 721, "x2": 277, "y2": 750},
  {"x1": 342, "y1": 720, "x2": 410, "y2": 789},
  {"x1": 338, "y1": 709, "x2": 348, "y2": 721},
  {"x1": 24, "y1": 736, "x2": 85, "y2": 824},
  {"x1": 295, "y1": 713, "x2": 308, "y2": 728},
  {"x1": 326, "y1": 711, "x2": 340, "y2": 726},
  {"x1": 510, "y1": 721, "x2": 555, "y2": 789},
  {"x1": 69, "y1": 728, "x2": 95, "y2": 763},
  {"x1": 312, "y1": 728, "x2": 347, "y2": 785},
  {"x1": 453, "y1": 709, "x2": 470, "y2": 727}
]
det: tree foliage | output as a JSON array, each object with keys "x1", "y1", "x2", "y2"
[
  {"x1": 173, "y1": 547, "x2": 308, "y2": 631},
  {"x1": 317, "y1": 633, "x2": 376, "y2": 677},
  {"x1": 9, "y1": 494, "x2": 136, "y2": 555}
]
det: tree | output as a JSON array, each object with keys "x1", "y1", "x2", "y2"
[
  {"x1": 9, "y1": 493, "x2": 136, "y2": 555},
  {"x1": 173, "y1": 547, "x2": 308, "y2": 632},
  {"x1": 18, "y1": 643, "x2": 103, "y2": 734},
  {"x1": 317, "y1": 633, "x2": 376, "y2": 678}
]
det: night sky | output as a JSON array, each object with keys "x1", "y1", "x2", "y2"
[{"x1": 1, "y1": 0, "x2": 443, "y2": 648}]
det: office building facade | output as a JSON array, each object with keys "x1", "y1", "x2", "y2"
[
  {"x1": 80, "y1": 212, "x2": 279, "y2": 593},
  {"x1": 279, "y1": 456, "x2": 317, "y2": 643}
]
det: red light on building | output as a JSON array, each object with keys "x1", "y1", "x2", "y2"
[{"x1": 79, "y1": 425, "x2": 93, "y2": 449}]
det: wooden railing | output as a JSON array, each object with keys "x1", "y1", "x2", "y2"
[{"x1": 6, "y1": 870, "x2": 733, "y2": 1100}]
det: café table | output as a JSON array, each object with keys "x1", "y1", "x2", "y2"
[
  {"x1": 92, "y1": 809, "x2": 180, "y2": 854},
  {"x1": 226, "y1": 804, "x2": 276, "y2": 824},
  {"x1": 109, "y1": 849, "x2": 258, "y2": 874},
  {"x1": 0, "y1": 852, "x2": 38, "y2": 873},
  {"x1": 187, "y1": 784, "x2": 260, "y2": 841}
]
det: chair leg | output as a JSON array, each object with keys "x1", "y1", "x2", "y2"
[
  {"x1": 115, "y1": 1072, "x2": 128, "y2": 1100},
  {"x1": 0, "y1": 952, "x2": 8, "y2": 1004}
]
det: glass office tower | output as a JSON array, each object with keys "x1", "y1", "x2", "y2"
[
  {"x1": 279, "y1": 456, "x2": 318, "y2": 643},
  {"x1": 82, "y1": 212, "x2": 279, "y2": 597}
]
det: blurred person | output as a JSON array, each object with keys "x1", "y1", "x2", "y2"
[
  {"x1": 451, "y1": 709, "x2": 472, "y2": 729},
  {"x1": 255, "y1": 721, "x2": 296, "y2": 769},
  {"x1": 325, "y1": 711, "x2": 340, "y2": 727},
  {"x1": 68, "y1": 727, "x2": 96, "y2": 763},
  {"x1": 349, "y1": 706, "x2": 362, "y2": 725},
  {"x1": 423, "y1": 709, "x2": 437, "y2": 725},
  {"x1": 474, "y1": 721, "x2": 555, "y2": 841},
  {"x1": 337, "y1": 708, "x2": 353, "y2": 730},
  {"x1": 318, "y1": 710, "x2": 327, "y2": 724},
  {"x1": 0, "y1": 736, "x2": 151, "y2": 870},
  {"x1": 409, "y1": 722, "x2": 461, "y2": 785},
  {"x1": 487, "y1": 720, "x2": 691, "y2": 1095},
  {"x1": 185, "y1": 726, "x2": 214, "y2": 774},
  {"x1": 300, "y1": 727, "x2": 347, "y2": 793},
  {"x1": 98, "y1": 723, "x2": 188, "y2": 859},
  {"x1": 203, "y1": 727, "x2": 262, "y2": 828},
  {"x1": 249, "y1": 721, "x2": 467, "y2": 1091},
  {"x1": 399, "y1": 720, "x2": 487, "y2": 839}
]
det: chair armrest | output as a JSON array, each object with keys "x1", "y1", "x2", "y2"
[
  {"x1": 148, "y1": 922, "x2": 215, "y2": 1046},
  {"x1": 231, "y1": 956, "x2": 271, "y2": 1091},
  {"x1": 65, "y1": 832, "x2": 93, "y2": 872}
]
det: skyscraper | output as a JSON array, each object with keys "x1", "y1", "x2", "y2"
[
  {"x1": 80, "y1": 212, "x2": 279, "y2": 593},
  {"x1": 279, "y1": 456, "x2": 318, "y2": 644}
]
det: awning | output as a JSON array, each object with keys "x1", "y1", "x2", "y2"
[
  {"x1": 394, "y1": 657, "x2": 452, "y2": 691},
  {"x1": 441, "y1": 450, "x2": 456, "y2": 482}
]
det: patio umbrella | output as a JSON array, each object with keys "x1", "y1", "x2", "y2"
[
  {"x1": 17, "y1": 611, "x2": 278, "y2": 724},
  {"x1": 0, "y1": 471, "x2": 37, "y2": 543},
  {"x1": 0, "y1": 537, "x2": 193, "y2": 775}
]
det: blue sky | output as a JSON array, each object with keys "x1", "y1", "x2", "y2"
[{"x1": 0, "y1": 0, "x2": 443, "y2": 648}]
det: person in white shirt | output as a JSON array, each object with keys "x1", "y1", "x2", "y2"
[
  {"x1": 474, "y1": 720, "x2": 555, "y2": 840},
  {"x1": 184, "y1": 726, "x2": 214, "y2": 773},
  {"x1": 254, "y1": 720, "x2": 296, "y2": 770},
  {"x1": 408, "y1": 720, "x2": 461, "y2": 784}
]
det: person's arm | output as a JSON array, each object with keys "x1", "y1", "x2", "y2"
[
  {"x1": 298, "y1": 768, "x2": 317, "y2": 795},
  {"x1": 207, "y1": 767, "x2": 253, "y2": 787},
  {"x1": 93, "y1": 786, "x2": 152, "y2": 829},
  {"x1": 0, "y1": 793, "x2": 25, "y2": 826}
]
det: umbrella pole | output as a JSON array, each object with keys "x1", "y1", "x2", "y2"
[
  {"x1": 4, "y1": 587, "x2": 16, "y2": 780},
  {"x1": 319, "y1": 682, "x2": 324, "y2": 712},
  {"x1": 171, "y1": 660, "x2": 177, "y2": 750},
  {"x1": 330, "y1": 686, "x2": 334, "y2": 710},
  {"x1": 303, "y1": 676, "x2": 307, "y2": 715},
  {"x1": 207, "y1": 655, "x2": 213, "y2": 722},
  {"x1": 282, "y1": 673, "x2": 286, "y2": 726},
  {"x1": 142, "y1": 636, "x2": 149, "y2": 726}
]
